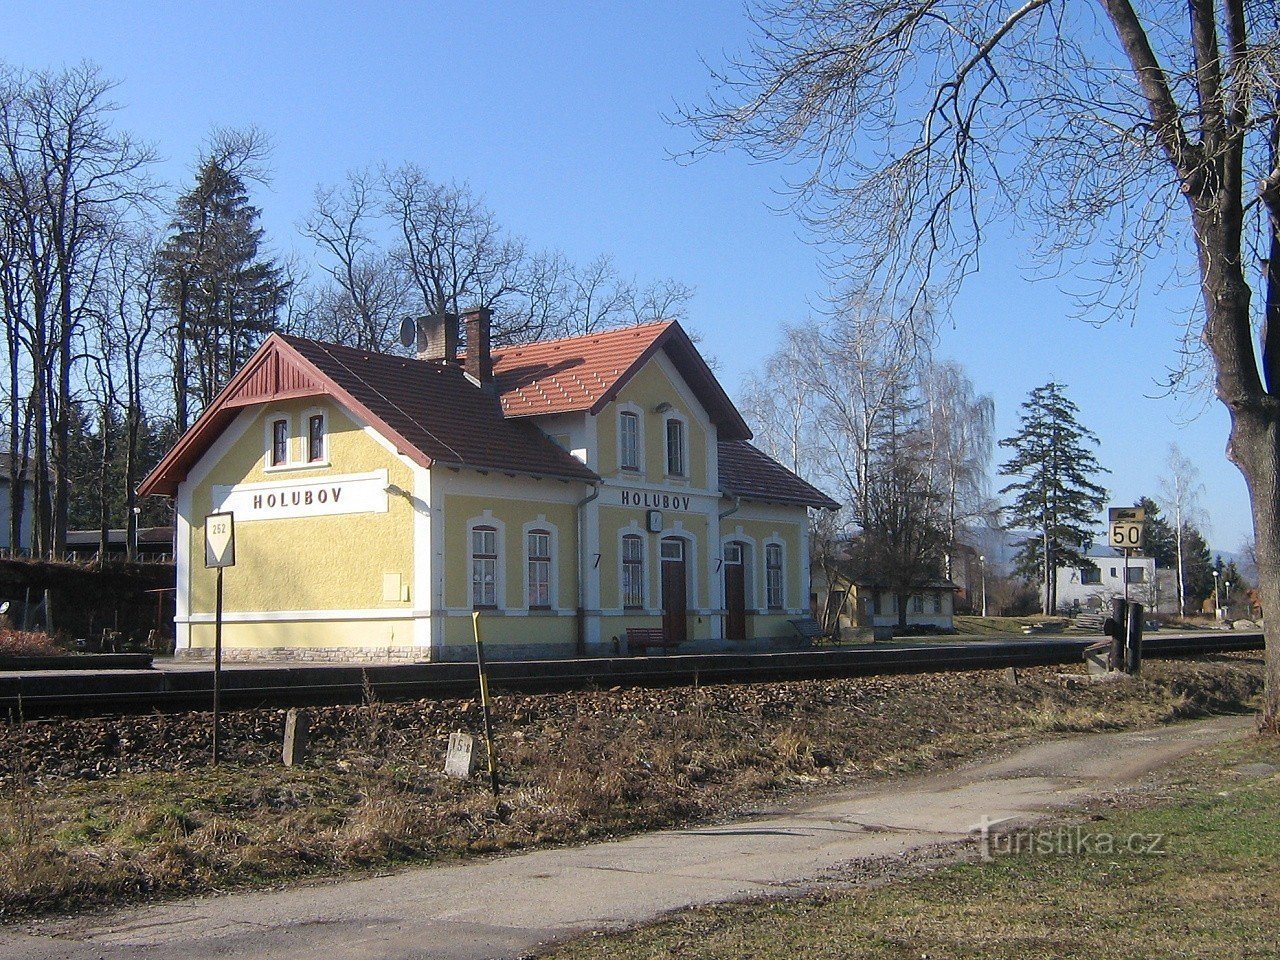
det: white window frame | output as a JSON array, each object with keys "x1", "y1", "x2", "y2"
[
  {"x1": 618, "y1": 405, "x2": 644, "y2": 472},
  {"x1": 303, "y1": 407, "x2": 330, "y2": 466},
  {"x1": 620, "y1": 529, "x2": 647, "y2": 610},
  {"x1": 264, "y1": 413, "x2": 293, "y2": 470},
  {"x1": 664, "y1": 414, "x2": 688, "y2": 478},
  {"x1": 468, "y1": 512, "x2": 506, "y2": 610},
  {"x1": 764, "y1": 540, "x2": 785, "y2": 610},
  {"x1": 522, "y1": 517, "x2": 559, "y2": 611}
]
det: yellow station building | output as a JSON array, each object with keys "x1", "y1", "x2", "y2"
[{"x1": 140, "y1": 311, "x2": 837, "y2": 661}]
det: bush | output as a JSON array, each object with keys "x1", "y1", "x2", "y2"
[{"x1": 0, "y1": 628, "x2": 64, "y2": 657}]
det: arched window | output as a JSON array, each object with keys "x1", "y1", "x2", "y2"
[
  {"x1": 765, "y1": 542, "x2": 784, "y2": 610},
  {"x1": 619, "y1": 411, "x2": 640, "y2": 470},
  {"x1": 271, "y1": 418, "x2": 289, "y2": 467},
  {"x1": 527, "y1": 529, "x2": 552, "y2": 609},
  {"x1": 471, "y1": 526, "x2": 498, "y2": 608},
  {"x1": 621, "y1": 534, "x2": 645, "y2": 609},
  {"x1": 307, "y1": 412, "x2": 326, "y2": 463},
  {"x1": 665, "y1": 418, "x2": 685, "y2": 476}
]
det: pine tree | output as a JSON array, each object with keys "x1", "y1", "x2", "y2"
[
  {"x1": 160, "y1": 157, "x2": 287, "y2": 428},
  {"x1": 1135, "y1": 496, "x2": 1177, "y2": 568},
  {"x1": 998, "y1": 382, "x2": 1108, "y2": 614}
]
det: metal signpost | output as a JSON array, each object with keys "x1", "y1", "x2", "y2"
[
  {"x1": 1107, "y1": 507, "x2": 1146, "y2": 675},
  {"x1": 204, "y1": 511, "x2": 236, "y2": 765}
]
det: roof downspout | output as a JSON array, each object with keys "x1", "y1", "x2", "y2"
[
  {"x1": 576, "y1": 481, "x2": 601, "y2": 657},
  {"x1": 718, "y1": 494, "x2": 741, "y2": 521}
]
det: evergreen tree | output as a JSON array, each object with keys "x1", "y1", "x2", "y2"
[
  {"x1": 1136, "y1": 496, "x2": 1177, "y2": 568},
  {"x1": 160, "y1": 156, "x2": 287, "y2": 428},
  {"x1": 1181, "y1": 525, "x2": 1215, "y2": 612},
  {"x1": 998, "y1": 382, "x2": 1108, "y2": 614}
]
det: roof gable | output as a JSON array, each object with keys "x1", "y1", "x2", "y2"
[
  {"x1": 139, "y1": 335, "x2": 598, "y2": 497},
  {"x1": 490, "y1": 321, "x2": 752, "y2": 441}
]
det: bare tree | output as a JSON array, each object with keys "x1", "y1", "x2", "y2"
[
  {"x1": 302, "y1": 169, "x2": 410, "y2": 352},
  {"x1": 0, "y1": 61, "x2": 154, "y2": 556},
  {"x1": 1159, "y1": 442, "x2": 1207, "y2": 617},
  {"x1": 923, "y1": 361, "x2": 996, "y2": 580},
  {"x1": 686, "y1": 1, "x2": 1280, "y2": 725},
  {"x1": 384, "y1": 164, "x2": 532, "y2": 343}
]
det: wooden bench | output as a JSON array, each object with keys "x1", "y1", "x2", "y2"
[
  {"x1": 788, "y1": 617, "x2": 827, "y2": 642},
  {"x1": 626, "y1": 627, "x2": 681, "y2": 655}
]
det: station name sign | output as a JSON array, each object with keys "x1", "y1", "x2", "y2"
[
  {"x1": 620, "y1": 490, "x2": 693, "y2": 512},
  {"x1": 212, "y1": 470, "x2": 389, "y2": 522}
]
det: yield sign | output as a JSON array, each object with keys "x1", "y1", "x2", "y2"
[{"x1": 205, "y1": 512, "x2": 236, "y2": 568}]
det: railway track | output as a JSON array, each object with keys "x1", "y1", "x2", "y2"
[{"x1": 0, "y1": 632, "x2": 1263, "y2": 718}]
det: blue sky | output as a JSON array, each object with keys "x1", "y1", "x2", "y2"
[{"x1": 1, "y1": 1, "x2": 1253, "y2": 557}]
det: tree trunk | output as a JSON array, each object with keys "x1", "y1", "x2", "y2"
[{"x1": 1231, "y1": 411, "x2": 1280, "y2": 729}]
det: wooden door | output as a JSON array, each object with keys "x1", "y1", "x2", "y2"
[
  {"x1": 724, "y1": 542, "x2": 746, "y2": 639},
  {"x1": 661, "y1": 538, "x2": 688, "y2": 642}
]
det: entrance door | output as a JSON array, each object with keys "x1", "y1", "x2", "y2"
[
  {"x1": 661, "y1": 538, "x2": 688, "y2": 642},
  {"x1": 723, "y1": 542, "x2": 746, "y2": 639}
]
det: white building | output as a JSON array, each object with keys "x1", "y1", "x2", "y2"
[{"x1": 1054, "y1": 553, "x2": 1177, "y2": 615}]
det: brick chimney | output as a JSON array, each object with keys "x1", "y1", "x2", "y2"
[
  {"x1": 415, "y1": 313, "x2": 459, "y2": 363},
  {"x1": 462, "y1": 307, "x2": 493, "y2": 384}
]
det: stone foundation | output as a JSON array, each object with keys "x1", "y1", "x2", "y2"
[{"x1": 175, "y1": 645, "x2": 427, "y2": 663}]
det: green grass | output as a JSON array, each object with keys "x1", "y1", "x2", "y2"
[
  {"x1": 542, "y1": 735, "x2": 1280, "y2": 960},
  {"x1": 0, "y1": 659, "x2": 1264, "y2": 922}
]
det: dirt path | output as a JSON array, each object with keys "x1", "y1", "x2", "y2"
[{"x1": 2, "y1": 715, "x2": 1253, "y2": 960}]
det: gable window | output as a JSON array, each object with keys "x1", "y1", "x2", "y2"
[
  {"x1": 1081, "y1": 567, "x2": 1101, "y2": 584},
  {"x1": 665, "y1": 418, "x2": 685, "y2": 476},
  {"x1": 527, "y1": 530, "x2": 552, "y2": 609},
  {"x1": 765, "y1": 542, "x2": 783, "y2": 609},
  {"x1": 622, "y1": 534, "x2": 644, "y2": 609},
  {"x1": 271, "y1": 418, "x2": 289, "y2": 467},
  {"x1": 307, "y1": 413, "x2": 326, "y2": 463},
  {"x1": 620, "y1": 411, "x2": 640, "y2": 470},
  {"x1": 471, "y1": 526, "x2": 498, "y2": 608}
]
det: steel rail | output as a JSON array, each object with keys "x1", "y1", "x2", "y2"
[{"x1": 0, "y1": 633, "x2": 1263, "y2": 719}]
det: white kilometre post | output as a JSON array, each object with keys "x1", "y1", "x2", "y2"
[{"x1": 204, "y1": 512, "x2": 236, "y2": 765}]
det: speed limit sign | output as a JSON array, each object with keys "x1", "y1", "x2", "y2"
[
  {"x1": 1109, "y1": 521, "x2": 1144, "y2": 549},
  {"x1": 1108, "y1": 507, "x2": 1145, "y2": 550}
]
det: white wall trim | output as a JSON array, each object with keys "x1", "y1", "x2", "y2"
[
  {"x1": 180, "y1": 608, "x2": 429, "y2": 624},
  {"x1": 617, "y1": 521, "x2": 649, "y2": 611},
  {"x1": 763, "y1": 534, "x2": 787, "y2": 611},
  {"x1": 521, "y1": 515, "x2": 560, "y2": 611},
  {"x1": 615, "y1": 401, "x2": 646, "y2": 473},
  {"x1": 467, "y1": 510, "x2": 507, "y2": 610}
]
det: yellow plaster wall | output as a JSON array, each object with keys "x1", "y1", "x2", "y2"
[
  {"x1": 443, "y1": 612, "x2": 575, "y2": 648},
  {"x1": 187, "y1": 399, "x2": 416, "y2": 623},
  {"x1": 441, "y1": 492, "x2": 578, "y2": 612},
  {"x1": 597, "y1": 505, "x2": 709, "y2": 614},
  {"x1": 188, "y1": 618, "x2": 416, "y2": 650},
  {"x1": 726, "y1": 516, "x2": 806, "y2": 611},
  {"x1": 596, "y1": 359, "x2": 709, "y2": 488}
]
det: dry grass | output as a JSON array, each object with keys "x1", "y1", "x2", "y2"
[
  {"x1": 0, "y1": 627, "x2": 63, "y2": 657},
  {"x1": 0, "y1": 657, "x2": 1264, "y2": 921},
  {"x1": 542, "y1": 733, "x2": 1280, "y2": 960}
]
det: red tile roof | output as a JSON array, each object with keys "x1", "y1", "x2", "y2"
[
  {"x1": 718, "y1": 440, "x2": 841, "y2": 509},
  {"x1": 139, "y1": 334, "x2": 598, "y2": 496},
  {"x1": 491, "y1": 322, "x2": 671, "y2": 417},
  {"x1": 489, "y1": 321, "x2": 752, "y2": 441},
  {"x1": 283, "y1": 337, "x2": 599, "y2": 482},
  {"x1": 141, "y1": 323, "x2": 834, "y2": 512}
]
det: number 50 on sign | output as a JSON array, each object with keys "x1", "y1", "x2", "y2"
[{"x1": 1109, "y1": 520, "x2": 1144, "y2": 549}]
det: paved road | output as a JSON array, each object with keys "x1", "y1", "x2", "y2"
[{"x1": 3, "y1": 716, "x2": 1252, "y2": 960}]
